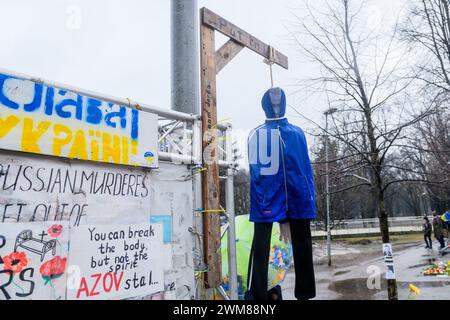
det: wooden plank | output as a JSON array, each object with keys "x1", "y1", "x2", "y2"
[
  {"x1": 215, "y1": 39, "x2": 244, "y2": 74},
  {"x1": 201, "y1": 7, "x2": 289, "y2": 69},
  {"x1": 200, "y1": 24, "x2": 222, "y2": 288}
]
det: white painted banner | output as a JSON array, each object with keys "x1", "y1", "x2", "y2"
[
  {"x1": 0, "y1": 222, "x2": 69, "y2": 300},
  {"x1": 0, "y1": 152, "x2": 151, "y2": 227},
  {"x1": 66, "y1": 223, "x2": 164, "y2": 300},
  {"x1": 0, "y1": 71, "x2": 158, "y2": 167}
]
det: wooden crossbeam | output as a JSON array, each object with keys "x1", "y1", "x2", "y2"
[
  {"x1": 215, "y1": 39, "x2": 244, "y2": 74},
  {"x1": 202, "y1": 7, "x2": 288, "y2": 69}
]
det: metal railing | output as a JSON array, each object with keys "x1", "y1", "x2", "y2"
[{"x1": 311, "y1": 216, "x2": 424, "y2": 237}]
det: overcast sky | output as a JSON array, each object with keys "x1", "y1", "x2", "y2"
[{"x1": 0, "y1": 0, "x2": 406, "y2": 157}]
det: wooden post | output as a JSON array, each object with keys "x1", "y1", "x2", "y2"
[
  {"x1": 200, "y1": 23, "x2": 222, "y2": 288},
  {"x1": 199, "y1": 7, "x2": 288, "y2": 289}
]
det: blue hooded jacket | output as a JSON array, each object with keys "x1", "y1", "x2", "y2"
[{"x1": 248, "y1": 88, "x2": 316, "y2": 223}]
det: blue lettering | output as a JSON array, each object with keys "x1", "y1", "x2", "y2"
[
  {"x1": 86, "y1": 98, "x2": 103, "y2": 124},
  {"x1": 0, "y1": 74, "x2": 19, "y2": 109},
  {"x1": 0, "y1": 73, "x2": 142, "y2": 141},
  {"x1": 23, "y1": 83, "x2": 43, "y2": 112},
  {"x1": 104, "y1": 104, "x2": 126, "y2": 129},
  {"x1": 55, "y1": 90, "x2": 83, "y2": 119},
  {"x1": 44, "y1": 87, "x2": 54, "y2": 115},
  {"x1": 131, "y1": 109, "x2": 139, "y2": 140}
]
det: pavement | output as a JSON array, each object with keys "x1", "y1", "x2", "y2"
[{"x1": 282, "y1": 239, "x2": 450, "y2": 300}]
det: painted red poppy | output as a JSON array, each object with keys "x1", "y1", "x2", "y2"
[
  {"x1": 47, "y1": 224, "x2": 63, "y2": 237},
  {"x1": 3, "y1": 251, "x2": 28, "y2": 274},
  {"x1": 40, "y1": 256, "x2": 67, "y2": 284}
]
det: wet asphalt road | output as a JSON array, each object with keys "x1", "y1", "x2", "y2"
[{"x1": 282, "y1": 240, "x2": 450, "y2": 300}]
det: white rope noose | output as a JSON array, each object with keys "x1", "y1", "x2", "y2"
[{"x1": 263, "y1": 46, "x2": 276, "y2": 88}]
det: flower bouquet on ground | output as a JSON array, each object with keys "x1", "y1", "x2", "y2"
[{"x1": 422, "y1": 261, "x2": 450, "y2": 276}]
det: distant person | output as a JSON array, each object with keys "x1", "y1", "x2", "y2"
[
  {"x1": 432, "y1": 212, "x2": 445, "y2": 249},
  {"x1": 422, "y1": 216, "x2": 432, "y2": 249}
]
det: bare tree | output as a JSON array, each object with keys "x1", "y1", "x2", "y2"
[
  {"x1": 288, "y1": 0, "x2": 441, "y2": 299},
  {"x1": 312, "y1": 134, "x2": 373, "y2": 227},
  {"x1": 402, "y1": 0, "x2": 450, "y2": 93},
  {"x1": 398, "y1": 106, "x2": 450, "y2": 212},
  {"x1": 401, "y1": 0, "x2": 450, "y2": 212}
]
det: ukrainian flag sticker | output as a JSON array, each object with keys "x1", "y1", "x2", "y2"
[{"x1": 144, "y1": 151, "x2": 154, "y2": 163}]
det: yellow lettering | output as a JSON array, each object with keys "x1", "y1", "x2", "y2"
[
  {"x1": 102, "y1": 132, "x2": 121, "y2": 164},
  {"x1": 121, "y1": 136, "x2": 129, "y2": 165},
  {"x1": 52, "y1": 124, "x2": 73, "y2": 156},
  {"x1": 130, "y1": 140, "x2": 138, "y2": 166},
  {"x1": 22, "y1": 118, "x2": 50, "y2": 153},
  {"x1": 69, "y1": 130, "x2": 88, "y2": 160},
  {"x1": 91, "y1": 140, "x2": 99, "y2": 161},
  {"x1": 131, "y1": 140, "x2": 138, "y2": 155},
  {"x1": 89, "y1": 130, "x2": 99, "y2": 161},
  {"x1": 0, "y1": 115, "x2": 20, "y2": 139}
]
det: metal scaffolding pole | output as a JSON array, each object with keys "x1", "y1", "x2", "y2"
[
  {"x1": 192, "y1": 119, "x2": 207, "y2": 299},
  {"x1": 171, "y1": 0, "x2": 204, "y2": 299},
  {"x1": 171, "y1": 0, "x2": 199, "y2": 115},
  {"x1": 324, "y1": 107, "x2": 337, "y2": 267},
  {"x1": 225, "y1": 125, "x2": 238, "y2": 300}
]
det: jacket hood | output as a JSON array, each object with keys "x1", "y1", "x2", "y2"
[{"x1": 261, "y1": 87, "x2": 286, "y2": 119}]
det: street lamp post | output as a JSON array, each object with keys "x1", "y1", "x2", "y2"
[{"x1": 324, "y1": 107, "x2": 337, "y2": 267}]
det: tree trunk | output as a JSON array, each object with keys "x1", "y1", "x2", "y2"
[
  {"x1": 375, "y1": 181, "x2": 399, "y2": 300},
  {"x1": 365, "y1": 105, "x2": 398, "y2": 300}
]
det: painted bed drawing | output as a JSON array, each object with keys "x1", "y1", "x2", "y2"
[{"x1": 14, "y1": 230, "x2": 56, "y2": 262}]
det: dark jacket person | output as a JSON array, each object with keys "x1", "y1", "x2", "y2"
[
  {"x1": 432, "y1": 213, "x2": 445, "y2": 249},
  {"x1": 423, "y1": 216, "x2": 432, "y2": 249}
]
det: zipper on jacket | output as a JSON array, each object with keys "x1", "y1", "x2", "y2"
[{"x1": 277, "y1": 125, "x2": 289, "y2": 214}]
